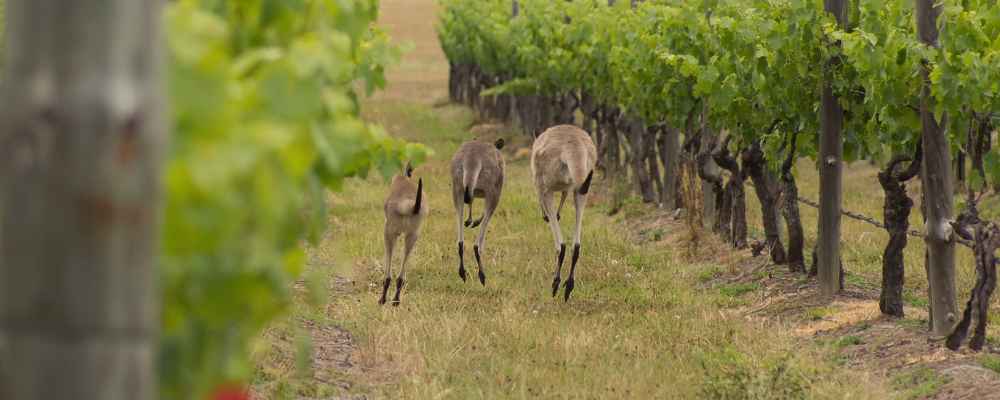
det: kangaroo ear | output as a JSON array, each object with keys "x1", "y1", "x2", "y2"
[
  {"x1": 494, "y1": 138, "x2": 505, "y2": 150},
  {"x1": 404, "y1": 162, "x2": 414, "y2": 177}
]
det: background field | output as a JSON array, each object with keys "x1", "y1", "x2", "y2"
[{"x1": 250, "y1": 0, "x2": 1000, "y2": 398}]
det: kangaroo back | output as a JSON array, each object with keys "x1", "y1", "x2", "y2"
[
  {"x1": 451, "y1": 140, "x2": 504, "y2": 206},
  {"x1": 449, "y1": 139, "x2": 506, "y2": 287},
  {"x1": 386, "y1": 175, "x2": 427, "y2": 217},
  {"x1": 531, "y1": 125, "x2": 597, "y2": 192},
  {"x1": 392, "y1": 178, "x2": 423, "y2": 215}
]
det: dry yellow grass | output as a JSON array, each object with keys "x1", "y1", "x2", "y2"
[
  {"x1": 249, "y1": 0, "x2": 1000, "y2": 398},
  {"x1": 250, "y1": 101, "x2": 888, "y2": 398}
]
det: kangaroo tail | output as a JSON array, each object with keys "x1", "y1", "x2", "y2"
[
  {"x1": 578, "y1": 170, "x2": 594, "y2": 195},
  {"x1": 413, "y1": 178, "x2": 423, "y2": 214},
  {"x1": 462, "y1": 159, "x2": 482, "y2": 204}
]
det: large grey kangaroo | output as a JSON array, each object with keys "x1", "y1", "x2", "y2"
[
  {"x1": 531, "y1": 125, "x2": 596, "y2": 301},
  {"x1": 381, "y1": 163, "x2": 428, "y2": 305},
  {"x1": 451, "y1": 138, "x2": 505, "y2": 285}
]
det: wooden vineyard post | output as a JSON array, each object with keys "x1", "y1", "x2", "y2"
[
  {"x1": 818, "y1": 0, "x2": 847, "y2": 296},
  {"x1": 0, "y1": 0, "x2": 166, "y2": 398}
]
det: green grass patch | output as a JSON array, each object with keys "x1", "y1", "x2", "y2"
[
  {"x1": 698, "y1": 266, "x2": 723, "y2": 283},
  {"x1": 719, "y1": 282, "x2": 760, "y2": 298},
  {"x1": 698, "y1": 347, "x2": 811, "y2": 399},
  {"x1": 844, "y1": 272, "x2": 872, "y2": 289},
  {"x1": 649, "y1": 228, "x2": 665, "y2": 241},
  {"x1": 903, "y1": 290, "x2": 929, "y2": 308},
  {"x1": 891, "y1": 367, "x2": 950, "y2": 400},
  {"x1": 626, "y1": 253, "x2": 657, "y2": 270},
  {"x1": 805, "y1": 307, "x2": 834, "y2": 321},
  {"x1": 898, "y1": 317, "x2": 928, "y2": 330},
  {"x1": 980, "y1": 354, "x2": 1000, "y2": 374},
  {"x1": 833, "y1": 335, "x2": 863, "y2": 349}
]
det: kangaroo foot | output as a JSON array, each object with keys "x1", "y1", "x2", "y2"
[
  {"x1": 563, "y1": 278, "x2": 575, "y2": 302},
  {"x1": 458, "y1": 242, "x2": 467, "y2": 282},
  {"x1": 473, "y1": 245, "x2": 485, "y2": 286},
  {"x1": 378, "y1": 277, "x2": 391, "y2": 305},
  {"x1": 391, "y1": 277, "x2": 404, "y2": 306}
]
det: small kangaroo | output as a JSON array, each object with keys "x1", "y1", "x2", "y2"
[
  {"x1": 381, "y1": 163, "x2": 428, "y2": 306},
  {"x1": 451, "y1": 137, "x2": 505, "y2": 285},
  {"x1": 531, "y1": 125, "x2": 596, "y2": 301}
]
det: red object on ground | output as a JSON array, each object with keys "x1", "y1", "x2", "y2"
[{"x1": 211, "y1": 384, "x2": 251, "y2": 400}]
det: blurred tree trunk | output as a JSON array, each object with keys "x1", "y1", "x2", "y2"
[{"x1": 0, "y1": 0, "x2": 165, "y2": 399}]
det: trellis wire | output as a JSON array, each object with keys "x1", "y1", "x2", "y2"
[{"x1": 793, "y1": 195, "x2": 974, "y2": 249}]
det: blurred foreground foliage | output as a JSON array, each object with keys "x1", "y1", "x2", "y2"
[{"x1": 160, "y1": 0, "x2": 428, "y2": 397}]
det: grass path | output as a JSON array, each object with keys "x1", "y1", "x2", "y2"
[
  {"x1": 250, "y1": 1, "x2": 890, "y2": 398},
  {"x1": 318, "y1": 104, "x2": 890, "y2": 399}
]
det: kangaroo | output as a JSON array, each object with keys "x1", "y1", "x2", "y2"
[
  {"x1": 531, "y1": 125, "x2": 596, "y2": 301},
  {"x1": 381, "y1": 163, "x2": 428, "y2": 306},
  {"x1": 451, "y1": 138, "x2": 505, "y2": 285}
]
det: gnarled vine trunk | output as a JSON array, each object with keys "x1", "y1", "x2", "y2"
[
  {"x1": 700, "y1": 126, "x2": 721, "y2": 228},
  {"x1": 647, "y1": 127, "x2": 664, "y2": 207},
  {"x1": 626, "y1": 117, "x2": 657, "y2": 203},
  {"x1": 604, "y1": 107, "x2": 622, "y2": 178},
  {"x1": 969, "y1": 116, "x2": 991, "y2": 187},
  {"x1": 878, "y1": 143, "x2": 921, "y2": 318},
  {"x1": 713, "y1": 136, "x2": 747, "y2": 249},
  {"x1": 946, "y1": 198, "x2": 1000, "y2": 351},
  {"x1": 659, "y1": 125, "x2": 680, "y2": 210},
  {"x1": 697, "y1": 131, "x2": 724, "y2": 233},
  {"x1": 781, "y1": 132, "x2": 805, "y2": 272},
  {"x1": 743, "y1": 142, "x2": 787, "y2": 264}
]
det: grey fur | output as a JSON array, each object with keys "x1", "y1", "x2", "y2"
[
  {"x1": 531, "y1": 125, "x2": 597, "y2": 300},
  {"x1": 382, "y1": 171, "x2": 429, "y2": 305},
  {"x1": 451, "y1": 139, "x2": 505, "y2": 285}
]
